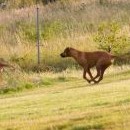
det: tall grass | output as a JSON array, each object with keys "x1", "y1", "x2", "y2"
[{"x1": 0, "y1": 0, "x2": 130, "y2": 71}]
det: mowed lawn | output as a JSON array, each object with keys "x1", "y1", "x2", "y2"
[{"x1": 0, "y1": 71, "x2": 130, "y2": 130}]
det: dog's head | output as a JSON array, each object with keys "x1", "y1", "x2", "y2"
[{"x1": 60, "y1": 47, "x2": 71, "y2": 58}]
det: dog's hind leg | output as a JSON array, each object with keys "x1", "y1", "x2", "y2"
[
  {"x1": 87, "y1": 68, "x2": 97, "y2": 83},
  {"x1": 95, "y1": 66, "x2": 107, "y2": 83},
  {"x1": 90, "y1": 66, "x2": 101, "y2": 83},
  {"x1": 95, "y1": 63, "x2": 111, "y2": 83}
]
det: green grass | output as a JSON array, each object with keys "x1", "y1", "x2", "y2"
[{"x1": 0, "y1": 70, "x2": 130, "y2": 130}]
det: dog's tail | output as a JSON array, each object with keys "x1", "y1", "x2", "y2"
[
  {"x1": 110, "y1": 54, "x2": 118, "y2": 59},
  {"x1": 110, "y1": 52, "x2": 130, "y2": 59},
  {"x1": 110, "y1": 52, "x2": 130, "y2": 64}
]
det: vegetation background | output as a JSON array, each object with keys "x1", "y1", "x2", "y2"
[
  {"x1": 0, "y1": 1, "x2": 130, "y2": 130},
  {"x1": 0, "y1": 0, "x2": 130, "y2": 72}
]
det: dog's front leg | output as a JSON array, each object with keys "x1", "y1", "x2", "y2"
[{"x1": 83, "y1": 69, "x2": 91, "y2": 83}]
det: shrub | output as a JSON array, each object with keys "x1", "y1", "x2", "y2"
[{"x1": 94, "y1": 21, "x2": 130, "y2": 55}]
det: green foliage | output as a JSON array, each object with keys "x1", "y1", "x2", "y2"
[
  {"x1": 42, "y1": 21, "x2": 66, "y2": 40},
  {"x1": 0, "y1": 0, "x2": 5, "y2": 4},
  {"x1": 94, "y1": 21, "x2": 130, "y2": 54},
  {"x1": 0, "y1": 82, "x2": 34, "y2": 94},
  {"x1": 0, "y1": 25, "x2": 5, "y2": 36},
  {"x1": 72, "y1": 124, "x2": 104, "y2": 130},
  {"x1": 10, "y1": 54, "x2": 37, "y2": 71},
  {"x1": 19, "y1": 23, "x2": 36, "y2": 42},
  {"x1": 16, "y1": 21, "x2": 66, "y2": 42}
]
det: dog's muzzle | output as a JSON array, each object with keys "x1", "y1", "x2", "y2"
[{"x1": 60, "y1": 53, "x2": 66, "y2": 58}]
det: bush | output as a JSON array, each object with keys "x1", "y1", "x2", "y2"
[{"x1": 94, "y1": 21, "x2": 130, "y2": 55}]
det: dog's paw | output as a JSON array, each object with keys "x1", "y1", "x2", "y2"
[
  {"x1": 88, "y1": 80, "x2": 92, "y2": 84},
  {"x1": 94, "y1": 81, "x2": 99, "y2": 84}
]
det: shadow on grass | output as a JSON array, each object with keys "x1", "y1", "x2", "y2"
[
  {"x1": 72, "y1": 124, "x2": 104, "y2": 130},
  {"x1": 44, "y1": 123, "x2": 104, "y2": 130}
]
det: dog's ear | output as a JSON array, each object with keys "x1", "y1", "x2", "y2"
[
  {"x1": 65, "y1": 47, "x2": 71, "y2": 52},
  {"x1": 66, "y1": 47, "x2": 70, "y2": 49}
]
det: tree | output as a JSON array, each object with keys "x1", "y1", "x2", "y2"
[{"x1": 93, "y1": 22, "x2": 130, "y2": 55}]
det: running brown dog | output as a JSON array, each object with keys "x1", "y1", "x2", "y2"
[{"x1": 60, "y1": 47, "x2": 116, "y2": 84}]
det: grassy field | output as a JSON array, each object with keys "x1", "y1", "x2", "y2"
[{"x1": 0, "y1": 69, "x2": 130, "y2": 130}]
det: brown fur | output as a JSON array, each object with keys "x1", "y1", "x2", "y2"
[
  {"x1": 0, "y1": 58, "x2": 15, "y2": 72},
  {"x1": 60, "y1": 47, "x2": 116, "y2": 84},
  {"x1": 0, "y1": 63, "x2": 14, "y2": 72}
]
